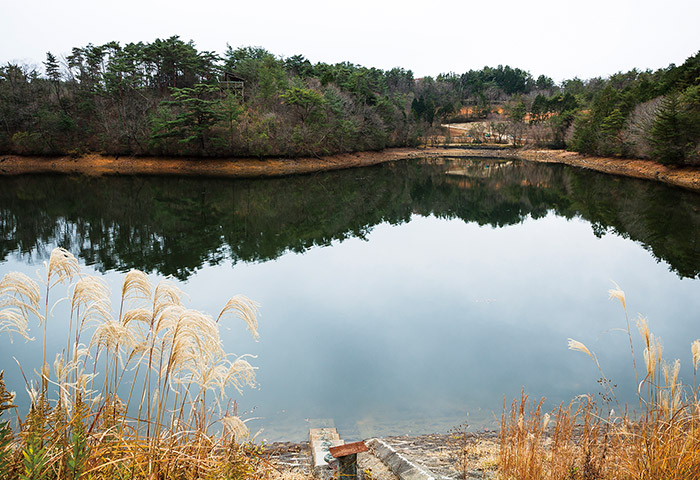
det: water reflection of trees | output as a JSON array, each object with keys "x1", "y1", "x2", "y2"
[{"x1": 1, "y1": 158, "x2": 699, "y2": 279}]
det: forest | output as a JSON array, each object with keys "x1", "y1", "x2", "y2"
[{"x1": 0, "y1": 37, "x2": 698, "y2": 164}]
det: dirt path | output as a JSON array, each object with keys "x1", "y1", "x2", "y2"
[{"x1": 2, "y1": 147, "x2": 699, "y2": 192}]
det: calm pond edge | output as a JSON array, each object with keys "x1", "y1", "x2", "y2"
[{"x1": 2, "y1": 147, "x2": 699, "y2": 192}]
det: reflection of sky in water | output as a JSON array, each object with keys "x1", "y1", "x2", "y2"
[{"x1": 1, "y1": 212, "x2": 699, "y2": 442}]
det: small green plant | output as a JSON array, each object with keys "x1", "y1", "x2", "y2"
[{"x1": 20, "y1": 431, "x2": 48, "y2": 480}]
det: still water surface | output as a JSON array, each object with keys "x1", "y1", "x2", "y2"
[{"x1": 1, "y1": 157, "x2": 699, "y2": 441}]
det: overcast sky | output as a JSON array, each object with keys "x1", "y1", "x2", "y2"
[{"x1": 2, "y1": 0, "x2": 698, "y2": 83}]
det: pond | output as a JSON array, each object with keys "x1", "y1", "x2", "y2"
[{"x1": 1, "y1": 157, "x2": 699, "y2": 442}]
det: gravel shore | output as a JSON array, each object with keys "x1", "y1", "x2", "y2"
[{"x1": 264, "y1": 432, "x2": 499, "y2": 480}]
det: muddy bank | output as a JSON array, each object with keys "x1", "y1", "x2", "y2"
[
  {"x1": 0, "y1": 146, "x2": 516, "y2": 178},
  {"x1": 2, "y1": 147, "x2": 699, "y2": 193},
  {"x1": 0, "y1": 149, "x2": 425, "y2": 178},
  {"x1": 515, "y1": 149, "x2": 700, "y2": 192}
]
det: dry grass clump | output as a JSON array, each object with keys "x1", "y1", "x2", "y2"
[
  {"x1": 0, "y1": 248, "x2": 267, "y2": 479},
  {"x1": 498, "y1": 284, "x2": 700, "y2": 479},
  {"x1": 499, "y1": 393, "x2": 612, "y2": 480}
]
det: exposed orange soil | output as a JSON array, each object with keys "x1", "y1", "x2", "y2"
[
  {"x1": 516, "y1": 149, "x2": 700, "y2": 192},
  {"x1": 458, "y1": 106, "x2": 506, "y2": 116},
  {"x1": 2, "y1": 147, "x2": 699, "y2": 192},
  {"x1": 0, "y1": 149, "x2": 432, "y2": 178}
]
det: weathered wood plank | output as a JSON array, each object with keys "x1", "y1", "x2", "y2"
[{"x1": 329, "y1": 441, "x2": 368, "y2": 458}]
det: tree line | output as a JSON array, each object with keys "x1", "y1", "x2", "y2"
[
  {"x1": 2, "y1": 158, "x2": 699, "y2": 280},
  {"x1": 0, "y1": 37, "x2": 420, "y2": 158},
  {"x1": 0, "y1": 37, "x2": 697, "y2": 164},
  {"x1": 566, "y1": 55, "x2": 700, "y2": 164}
]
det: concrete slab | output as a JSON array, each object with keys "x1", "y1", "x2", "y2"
[
  {"x1": 367, "y1": 438, "x2": 437, "y2": 480},
  {"x1": 312, "y1": 439, "x2": 345, "y2": 467},
  {"x1": 310, "y1": 427, "x2": 341, "y2": 443}
]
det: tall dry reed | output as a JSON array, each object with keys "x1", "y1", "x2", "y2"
[
  {"x1": 0, "y1": 248, "x2": 268, "y2": 479},
  {"x1": 499, "y1": 284, "x2": 700, "y2": 479}
]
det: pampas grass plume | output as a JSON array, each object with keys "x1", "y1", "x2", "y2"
[
  {"x1": 121, "y1": 269, "x2": 152, "y2": 304},
  {"x1": 692, "y1": 339, "x2": 700, "y2": 373},
  {"x1": 608, "y1": 281, "x2": 626, "y2": 309},
  {"x1": 0, "y1": 272, "x2": 41, "y2": 309},
  {"x1": 217, "y1": 295, "x2": 260, "y2": 340},
  {"x1": 222, "y1": 415, "x2": 249, "y2": 441},
  {"x1": 0, "y1": 272, "x2": 41, "y2": 341},
  {"x1": 567, "y1": 338, "x2": 593, "y2": 359},
  {"x1": 45, "y1": 247, "x2": 79, "y2": 287},
  {"x1": 0, "y1": 308, "x2": 35, "y2": 342},
  {"x1": 637, "y1": 315, "x2": 651, "y2": 349},
  {"x1": 72, "y1": 275, "x2": 109, "y2": 306},
  {"x1": 153, "y1": 282, "x2": 183, "y2": 315}
]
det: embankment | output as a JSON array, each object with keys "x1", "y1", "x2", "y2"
[
  {"x1": 2, "y1": 147, "x2": 699, "y2": 192},
  {"x1": 0, "y1": 150, "x2": 429, "y2": 178},
  {"x1": 514, "y1": 149, "x2": 700, "y2": 192}
]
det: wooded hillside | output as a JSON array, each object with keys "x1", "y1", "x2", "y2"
[{"x1": 1, "y1": 38, "x2": 697, "y2": 164}]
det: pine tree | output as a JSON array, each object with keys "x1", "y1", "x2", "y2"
[
  {"x1": 44, "y1": 52, "x2": 64, "y2": 110},
  {"x1": 649, "y1": 93, "x2": 689, "y2": 164}
]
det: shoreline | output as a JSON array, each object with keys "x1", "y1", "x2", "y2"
[
  {"x1": 514, "y1": 149, "x2": 700, "y2": 192},
  {"x1": 2, "y1": 147, "x2": 700, "y2": 192},
  {"x1": 264, "y1": 431, "x2": 499, "y2": 480},
  {"x1": 0, "y1": 149, "x2": 436, "y2": 178}
]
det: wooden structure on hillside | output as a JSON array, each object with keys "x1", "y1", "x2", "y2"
[{"x1": 219, "y1": 72, "x2": 245, "y2": 100}]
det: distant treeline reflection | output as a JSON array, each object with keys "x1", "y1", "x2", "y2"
[{"x1": 1, "y1": 158, "x2": 699, "y2": 279}]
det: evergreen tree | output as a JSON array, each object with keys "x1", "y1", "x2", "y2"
[
  {"x1": 151, "y1": 83, "x2": 223, "y2": 153},
  {"x1": 649, "y1": 91, "x2": 698, "y2": 164}
]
